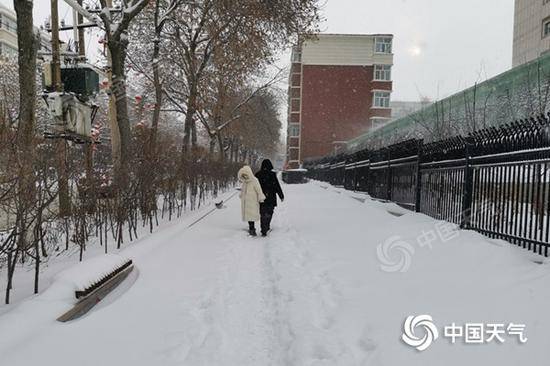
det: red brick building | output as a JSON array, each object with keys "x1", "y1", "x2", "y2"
[{"x1": 286, "y1": 34, "x2": 394, "y2": 168}]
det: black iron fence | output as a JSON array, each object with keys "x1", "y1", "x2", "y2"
[{"x1": 305, "y1": 114, "x2": 550, "y2": 256}]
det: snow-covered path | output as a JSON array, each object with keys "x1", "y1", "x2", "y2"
[{"x1": 1, "y1": 182, "x2": 550, "y2": 365}]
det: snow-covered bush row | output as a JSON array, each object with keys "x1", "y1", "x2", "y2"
[{"x1": 0, "y1": 124, "x2": 242, "y2": 305}]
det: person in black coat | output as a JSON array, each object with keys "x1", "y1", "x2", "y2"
[{"x1": 255, "y1": 159, "x2": 284, "y2": 236}]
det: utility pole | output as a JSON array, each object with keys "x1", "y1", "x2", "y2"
[
  {"x1": 72, "y1": 4, "x2": 79, "y2": 53},
  {"x1": 51, "y1": 0, "x2": 71, "y2": 217},
  {"x1": 77, "y1": 1, "x2": 86, "y2": 57},
  {"x1": 75, "y1": 0, "x2": 95, "y2": 206},
  {"x1": 51, "y1": 0, "x2": 62, "y2": 91}
]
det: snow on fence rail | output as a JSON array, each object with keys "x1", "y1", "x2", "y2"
[
  {"x1": 306, "y1": 113, "x2": 550, "y2": 256},
  {"x1": 55, "y1": 254, "x2": 134, "y2": 322}
]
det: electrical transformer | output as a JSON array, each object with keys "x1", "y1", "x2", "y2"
[
  {"x1": 42, "y1": 63, "x2": 100, "y2": 143},
  {"x1": 45, "y1": 92, "x2": 93, "y2": 142}
]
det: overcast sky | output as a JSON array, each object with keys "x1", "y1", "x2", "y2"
[
  {"x1": 1, "y1": 0, "x2": 515, "y2": 102},
  {"x1": 316, "y1": 0, "x2": 515, "y2": 101}
]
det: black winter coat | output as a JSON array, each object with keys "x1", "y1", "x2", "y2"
[{"x1": 255, "y1": 160, "x2": 284, "y2": 207}]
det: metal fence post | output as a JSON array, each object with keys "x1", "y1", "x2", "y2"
[
  {"x1": 461, "y1": 139, "x2": 474, "y2": 229},
  {"x1": 306, "y1": 113, "x2": 550, "y2": 257},
  {"x1": 415, "y1": 140, "x2": 423, "y2": 213},
  {"x1": 367, "y1": 157, "x2": 372, "y2": 195},
  {"x1": 352, "y1": 159, "x2": 358, "y2": 192},
  {"x1": 387, "y1": 149, "x2": 392, "y2": 201}
]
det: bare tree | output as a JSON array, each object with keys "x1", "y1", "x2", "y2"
[
  {"x1": 161, "y1": 0, "x2": 320, "y2": 155},
  {"x1": 98, "y1": 0, "x2": 150, "y2": 178},
  {"x1": 4, "y1": 0, "x2": 40, "y2": 304}
]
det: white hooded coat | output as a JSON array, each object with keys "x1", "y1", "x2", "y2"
[{"x1": 238, "y1": 166, "x2": 266, "y2": 222}]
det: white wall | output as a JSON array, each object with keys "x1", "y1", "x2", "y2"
[
  {"x1": 301, "y1": 34, "x2": 393, "y2": 66},
  {"x1": 513, "y1": 0, "x2": 550, "y2": 67}
]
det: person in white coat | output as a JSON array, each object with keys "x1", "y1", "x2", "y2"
[{"x1": 238, "y1": 165, "x2": 266, "y2": 236}]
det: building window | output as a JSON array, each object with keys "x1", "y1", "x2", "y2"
[
  {"x1": 371, "y1": 117, "x2": 390, "y2": 130},
  {"x1": 0, "y1": 14, "x2": 17, "y2": 33},
  {"x1": 291, "y1": 73, "x2": 301, "y2": 87},
  {"x1": 290, "y1": 98, "x2": 300, "y2": 112},
  {"x1": 288, "y1": 124, "x2": 300, "y2": 137},
  {"x1": 291, "y1": 46, "x2": 302, "y2": 63},
  {"x1": 375, "y1": 37, "x2": 392, "y2": 54},
  {"x1": 373, "y1": 91, "x2": 391, "y2": 108},
  {"x1": 289, "y1": 147, "x2": 299, "y2": 161},
  {"x1": 0, "y1": 42, "x2": 17, "y2": 58},
  {"x1": 543, "y1": 18, "x2": 550, "y2": 38},
  {"x1": 374, "y1": 65, "x2": 392, "y2": 81}
]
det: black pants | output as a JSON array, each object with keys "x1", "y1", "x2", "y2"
[{"x1": 260, "y1": 204, "x2": 275, "y2": 234}]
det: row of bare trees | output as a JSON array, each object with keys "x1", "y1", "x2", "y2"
[
  {"x1": 0, "y1": 0, "x2": 320, "y2": 304},
  {"x1": 127, "y1": 0, "x2": 318, "y2": 159}
]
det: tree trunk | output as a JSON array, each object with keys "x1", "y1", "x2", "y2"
[
  {"x1": 150, "y1": 0, "x2": 163, "y2": 153},
  {"x1": 77, "y1": 0, "x2": 95, "y2": 213},
  {"x1": 14, "y1": 0, "x2": 37, "y2": 151},
  {"x1": 5, "y1": 250, "x2": 18, "y2": 304},
  {"x1": 109, "y1": 42, "x2": 132, "y2": 181},
  {"x1": 209, "y1": 135, "x2": 216, "y2": 157},
  {"x1": 217, "y1": 132, "x2": 225, "y2": 161},
  {"x1": 183, "y1": 82, "x2": 197, "y2": 155},
  {"x1": 106, "y1": 49, "x2": 121, "y2": 170},
  {"x1": 33, "y1": 236, "x2": 40, "y2": 294},
  {"x1": 12, "y1": 1, "x2": 38, "y2": 304},
  {"x1": 57, "y1": 140, "x2": 71, "y2": 216},
  {"x1": 191, "y1": 119, "x2": 197, "y2": 147}
]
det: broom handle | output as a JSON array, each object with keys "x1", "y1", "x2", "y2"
[{"x1": 187, "y1": 190, "x2": 239, "y2": 228}]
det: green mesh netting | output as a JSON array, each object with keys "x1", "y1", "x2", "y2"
[{"x1": 347, "y1": 52, "x2": 550, "y2": 153}]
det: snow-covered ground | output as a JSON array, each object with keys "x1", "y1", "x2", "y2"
[{"x1": 1, "y1": 181, "x2": 550, "y2": 365}]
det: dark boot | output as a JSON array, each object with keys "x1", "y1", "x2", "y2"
[{"x1": 248, "y1": 221, "x2": 257, "y2": 236}]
